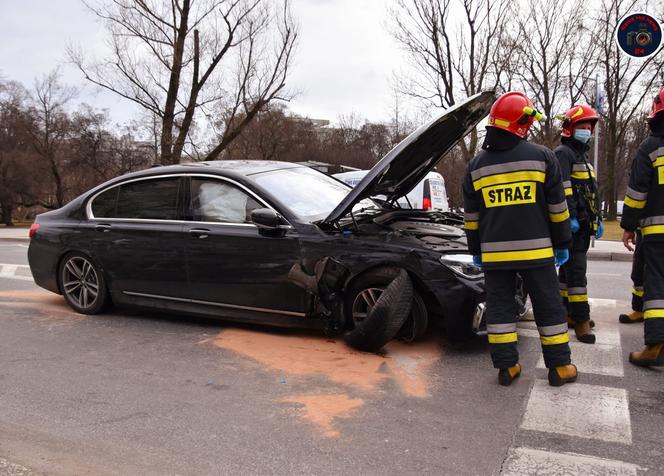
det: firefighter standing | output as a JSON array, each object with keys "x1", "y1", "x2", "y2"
[
  {"x1": 554, "y1": 105, "x2": 603, "y2": 344},
  {"x1": 463, "y1": 91, "x2": 576, "y2": 387},
  {"x1": 621, "y1": 85, "x2": 664, "y2": 366},
  {"x1": 619, "y1": 229, "x2": 645, "y2": 324}
]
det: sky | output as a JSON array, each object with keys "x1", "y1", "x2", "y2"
[{"x1": 0, "y1": 0, "x2": 409, "y2": 127}]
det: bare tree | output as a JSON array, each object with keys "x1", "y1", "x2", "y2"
[
  {"x1": 70, "y1": 0, "x2": 297, "y2": 165},
  {"x1": 29, "y1": 71, "x2": 78, "y2": 208},
  {"x1": 594, "y1": 0, "x2": 664, "y2": 219},
  {"x1": 391, "y1": 0, "x2": 513, "y2": 161},
  {"x1": 511, "y1": 0, "x2": 598, "y2": 147},
  {"x1": 0, "y1": 81, "x2": 41, "y2": 225}
]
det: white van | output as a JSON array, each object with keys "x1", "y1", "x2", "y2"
[{"x1": 334, "y1": 170, "x2": 449, "y2": 211}]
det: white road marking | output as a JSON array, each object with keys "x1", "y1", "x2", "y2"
[
  {"x1": 0, "y1": 264, "x2": 18, "y2": 278},
  {"x1": 0, "y1": 264, "x2": 33, "y2": 281},
  {"x1": 536, "y1": 342, "x2": 624, "y2": 377},
  {"x1": 521, "y1": 380, "x2": 631, "y2": 444},
  {"x1": 501, "y1": 447, "x2": 642, "y2": 476},
  {"x1": 587, "y1": 272, "x2": 622, "y2": 277},
  {"x1": 588, "y1": 297, "x2": 619, "y2": 308}
]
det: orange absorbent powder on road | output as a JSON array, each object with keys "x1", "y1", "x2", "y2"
[{"x1": 212, "y1": 328, "x2": 441, "y2": 437}]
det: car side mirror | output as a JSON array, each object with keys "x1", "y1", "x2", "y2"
[{"x1": 250, "y1": 208, "x2": 291, "y2": 236}]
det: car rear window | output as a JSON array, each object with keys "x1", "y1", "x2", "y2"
[
  {"x1": 112, "y1": 177, "x2": 181, "y2": 220},
  {"x1": 91, "y1": 187, "x2": 119, "y2": 218}
]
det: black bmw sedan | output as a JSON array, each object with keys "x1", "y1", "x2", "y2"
[{"x1": 28, "y1": 92, "x2": 493, "y2": 346}]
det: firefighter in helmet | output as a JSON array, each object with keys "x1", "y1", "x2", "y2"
[
  {"x1": 621, "y1": 85, "x2": 664, "y2": 366},
  {"x1": 554, "y1": 105, "x2": 602, "y2": 344},
  {"x1": 463, "y1": 91, "x2": 576, "y2": 386}
]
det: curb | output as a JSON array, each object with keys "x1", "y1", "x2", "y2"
[
  {"x1": 0, "y1": 238, "x2": 30, "y2": 243},
  {"x1": 587, "y1": 251, "x2": 632, "y2": 262}
]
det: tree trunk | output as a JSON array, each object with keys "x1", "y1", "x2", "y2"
[
  {"x1": 605, "y1": 125, "x2": 618, "y2": 221},
  {"x1": 1, "y1": 201, "x2": 14, "y2": 226},
  {"x1": 160, "y1": 0, "x2": 191, "y2": 165}
]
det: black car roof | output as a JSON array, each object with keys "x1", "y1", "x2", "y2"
[{"x1": 118, "y1": 160, "x2": 305, "y2": 180}]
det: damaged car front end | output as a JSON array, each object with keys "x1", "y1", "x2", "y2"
[{"x1": 28, "y1": 91, "x2": 495, "y2": 352}]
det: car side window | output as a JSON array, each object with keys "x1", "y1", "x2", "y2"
[
  {"x1": 191, "y1": 178, "x2": 262, "y2": 224},
  {"x1": 114, "y1": 177, "x2": 181, "y2": 220}
]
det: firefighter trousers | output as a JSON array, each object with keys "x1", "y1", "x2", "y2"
[
  {"x1": 631, "y1": 230, "x2": 645, "y2": 312},
  {"x1": 643, "y1": 242, "x2": 664, "y2": 345},
  {"x1": 485, "y1": 265, "x2": 571, "y2": 369},
  {"x1": 559, "y1": 226, "x2": 591, "y2": 323}
]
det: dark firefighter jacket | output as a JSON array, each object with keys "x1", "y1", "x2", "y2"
[
  {"x1": 554, "y1": 138, "x2": 601, "y2": 232},
  {"x1": 463, "y1": 136, "x2": 572, "y2": 270},
  {"x1": 621, "y1": 130, "x2": 664, "y2": 242}
]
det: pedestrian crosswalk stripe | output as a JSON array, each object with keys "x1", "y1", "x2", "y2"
[
  {"x1": 521, "y1": 380, "x2": 632, "y2": 444},
  {"x1": 501, "y1": 447, "x2": 641, "y2": 475},
  {"x1": 536, "y1": 342, "x2": 624, "y2": 377},
  {"x1": 0, "y1": 263, "x2": 33, "y2": 281}
]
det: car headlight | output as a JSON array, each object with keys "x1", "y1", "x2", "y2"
[{"x1": 439, "y1": 254, "x2": 484, "y2": 280}]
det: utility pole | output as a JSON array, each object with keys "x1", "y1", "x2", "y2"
[{"x1": 593, "y1": 74, "x2": 602, "y2": 176}]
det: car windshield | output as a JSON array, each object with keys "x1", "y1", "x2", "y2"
[{"x1": 251, "y1": 166, "x2": 380, "y2": 222}]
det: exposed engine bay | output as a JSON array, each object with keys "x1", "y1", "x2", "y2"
[{"x1": 370, "y1": 210, "x2": 469, "y2": 252}]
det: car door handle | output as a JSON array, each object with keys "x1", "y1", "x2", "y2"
[
  {"x1": 95, "y1": 224, "x2": 112, "y2": 233},
  {"x1": 189, "y1": 228, "x2": 210, "y2": 239}
]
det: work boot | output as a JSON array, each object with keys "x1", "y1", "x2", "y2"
[
  {"x1": 548, "y1": 364, "x2": 578, "y2": 387},
  {"x1": 619, "y1": 311, "x2": 644, "y2": 324},
  {"x1": 498, "y1": 363, "x2": 521, "y2": 386},
  {"x1": 574, "y1": 320, "x2": 596, "y2": 344},
  {"x1": 567, "y1": 315, "x2": 595, "y2": 328},
  {"x1": 629, "y1": 344, "x2": 664, "y2": 367}
]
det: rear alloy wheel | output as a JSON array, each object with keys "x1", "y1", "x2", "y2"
[{"x1": 59, "y1": 253, "x2": 108, "y2": 314}]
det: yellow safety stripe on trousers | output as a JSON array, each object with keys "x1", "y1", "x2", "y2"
[
  {"x1": 560, "y1": 289, "x2": 569, "y2": 298},
  {"x1": 488, "y1": 332, "x2": 518, "y2": 344},
  {"x1": 570, "y1": 171, "x2": 595, "y2": 180},
  {"x1": 564, "y1": 187, "x2": 573, "y2": 196},
  {"x1": 641, "y1": 225, "x2": 664, "y2": 236},
  {"x1": 632, "y1": 287, "x2": 645, "y2": 297},
  {"x1": 549, "y1": 209, "x2": 570, "y2": 223},
  {"x1": 644, "y1": 309, "x2": 664, "y2": 319},
  {"x1": 472, "y1": 171, "x2": 546, "y2": 191},
  {"x1": 568, "y1": 294, "x2": 589, "y2": 303},
  {"x1": 464, "y1": 220, "x2": 479, "y2": 230},
  {"x1": 482, "y1": 247, "x2": 553, "y2": 263},
  {"x1": 624, "y1": 196, "x2": 647, "y2": 209},
  {"x1": 540, "y1": 333, "x2": 570, "y2": 345}
]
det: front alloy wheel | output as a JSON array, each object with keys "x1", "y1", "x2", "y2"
[{"x1": 60, "y1": 254, "x2": 108, "y2": 314}]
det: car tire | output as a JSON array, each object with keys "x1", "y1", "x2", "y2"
[
  {"x1": 397, "y1": 293, "x2": 429, "y2": 343},
  {"x1": 344, "y1": 268, "x2": 414, "y2": 352},
  {"x1": 59, "y1": 252, "x2": 109, "y2": 315}
]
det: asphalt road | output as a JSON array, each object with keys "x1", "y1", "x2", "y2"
[{"x1": 0, "y1": 243, "x2": 661, "y2": 475}]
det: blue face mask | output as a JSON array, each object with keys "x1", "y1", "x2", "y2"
[{"x1": 573, "y1": 129, "x2": 592, "y2": 143}]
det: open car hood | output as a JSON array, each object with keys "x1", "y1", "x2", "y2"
[{"x1": 322, "y1": 91, "x2": 494, "y2": 224}]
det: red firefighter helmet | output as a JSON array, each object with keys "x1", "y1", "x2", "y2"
[
  {"x1": 487, "y1": 91, "x2": 543, "y2": 138},
  {"x1": 559, "y1": 104, "x2": 599, "y2": 137},
  {"x1": 647, "y1": 85, "x2": 664, "y2": 122}
]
